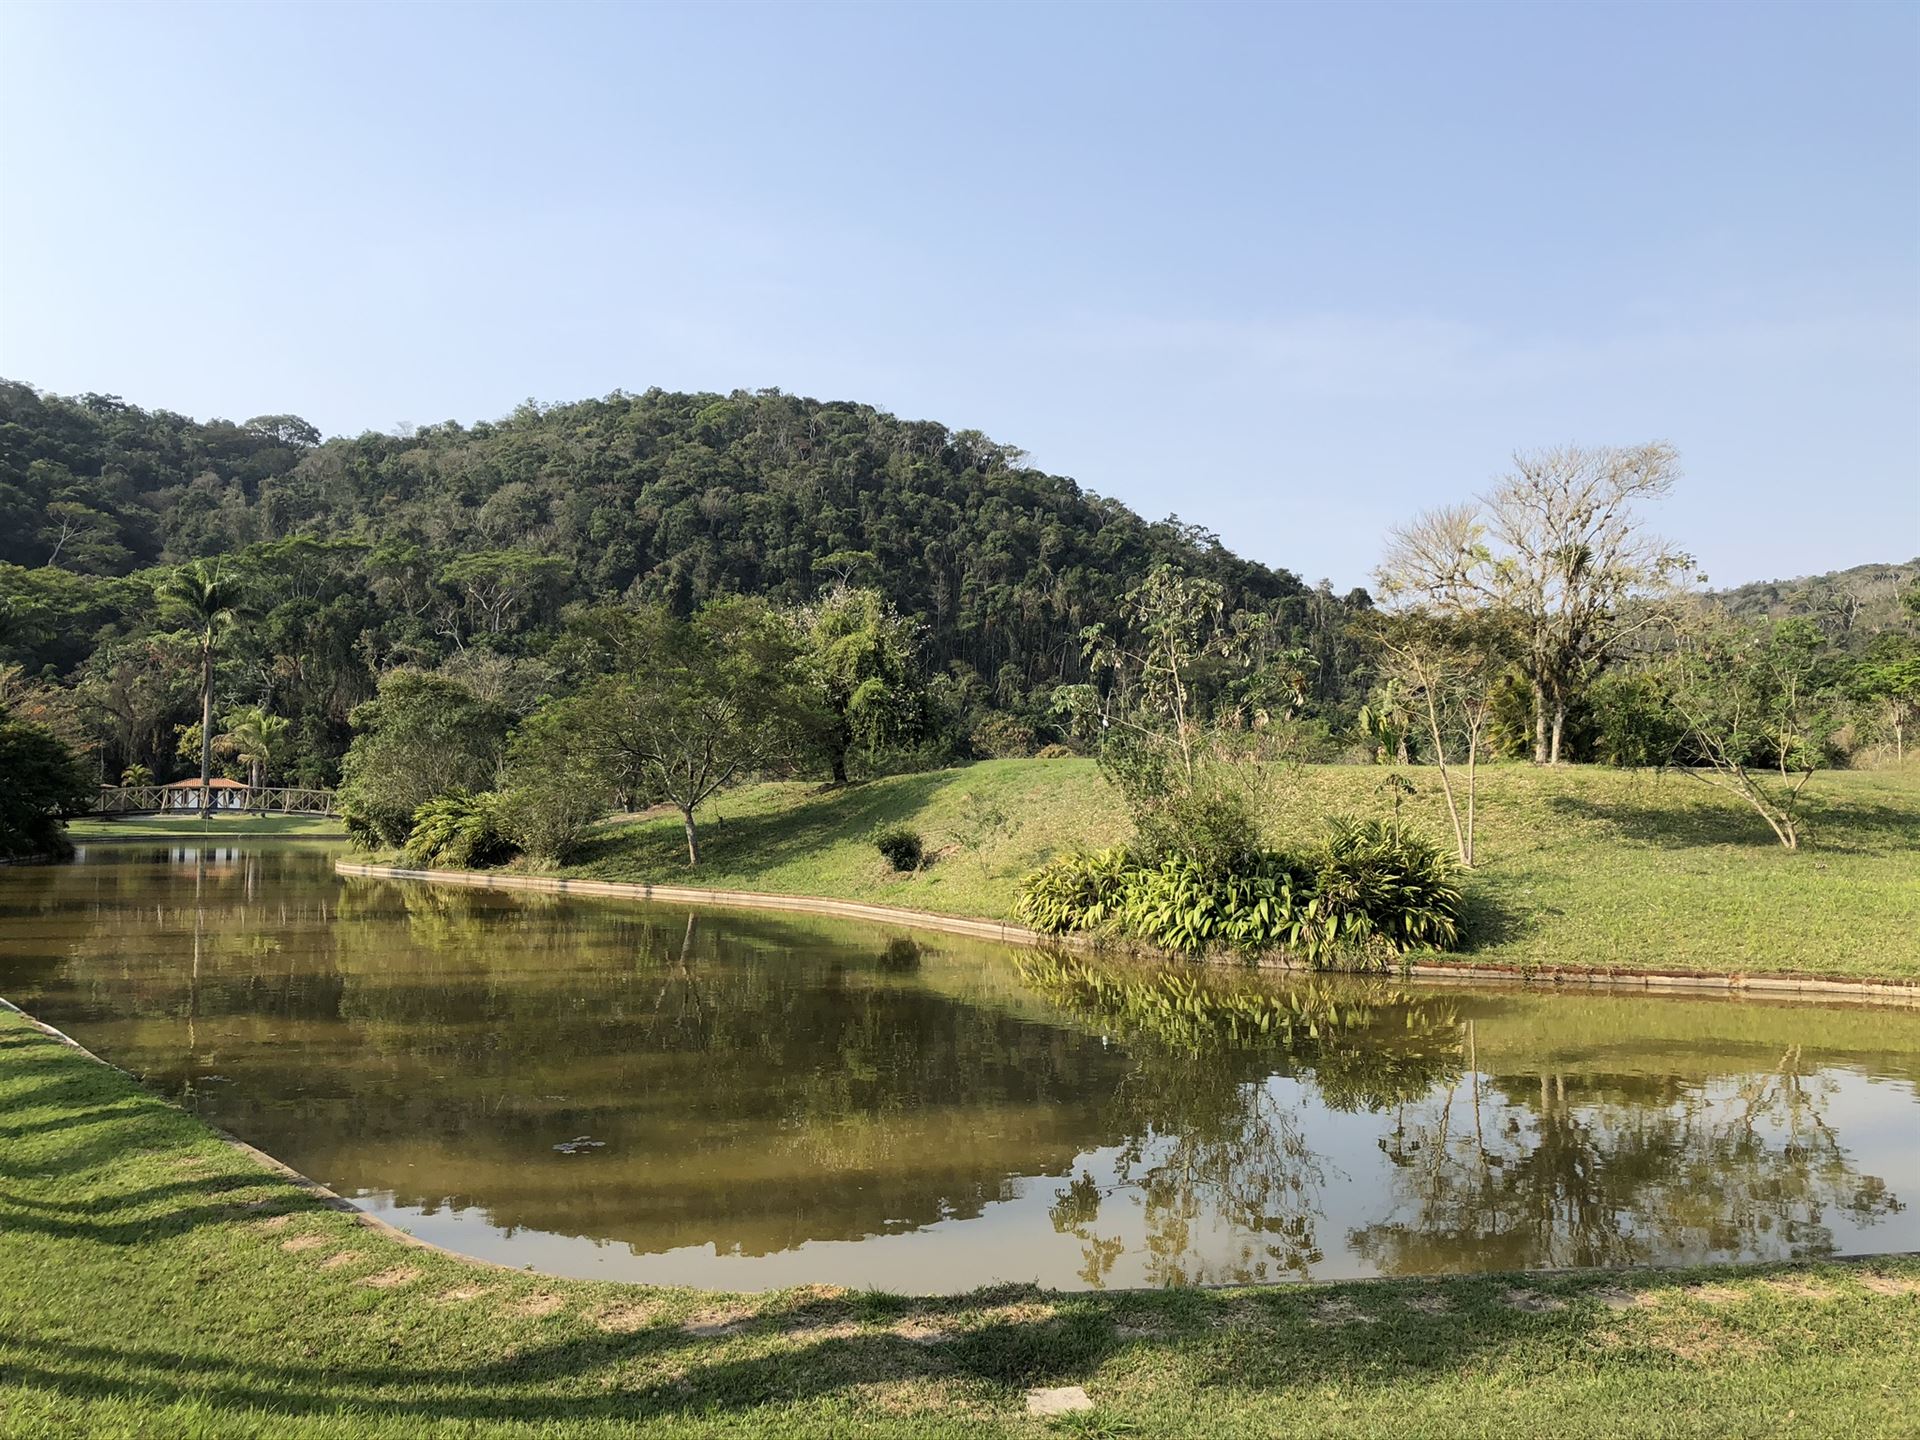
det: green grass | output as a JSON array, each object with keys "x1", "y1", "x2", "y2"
[
  {"x1": 4, "y1": 1007, "x2": 1918, "y2": 1439},
  {"x1": 66, "y1": 813, "x2": 347, "y2": 840},
  {"x1": 550, "y1": 759, "x2": 1920, "y2": 984}
]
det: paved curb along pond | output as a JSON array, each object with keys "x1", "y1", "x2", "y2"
[{"x1": 334, "y1": 860, "x2": 1920, "y2": 1005}]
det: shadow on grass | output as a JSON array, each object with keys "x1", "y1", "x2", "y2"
[
  {"x1": 1544, "y1": 788, "x2": 1919, "y2": 855},
  {"x1": 1457, "y1": 883, "x2": 1530, "y2": 951},
  {"x1": 567, "y1": 772, "x2": 961, "y2": 883},
  {"x1": 0, "y1": 1272, "x2": 1653, "y2": 1426}
]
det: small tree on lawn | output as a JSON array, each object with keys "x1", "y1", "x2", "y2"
[
  {"x1": 579, "y1": 598, "x2": 813, "y2": 865},
  {"x1": 1051, "y1": 564, "x2": 1271, "y2": 866},
  {"x1": 1854, "y1": 645, "x2": 1920, "y2": 763},
  {"x1": 1660, "y1": 613, "x2": 1827, "y2": 850},
  {"x1": 1369, "y1": 608, "x2": 1512, "y2": 867}
]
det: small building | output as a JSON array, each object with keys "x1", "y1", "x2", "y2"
[{"x1": 161, "y1": 778, "x2": 249, "y2": 811}]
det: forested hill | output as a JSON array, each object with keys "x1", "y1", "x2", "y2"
[
  {"x1": 0, "y1": 378, "x2": 1368, "y2": 720},
  {"x1": 1711, "y1": 559, "x2": 1920, "y2": 649}
]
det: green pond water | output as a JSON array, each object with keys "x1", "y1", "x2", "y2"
[{"x1": 3, "y1": 843, "x2": 1918, "y2": 1292}]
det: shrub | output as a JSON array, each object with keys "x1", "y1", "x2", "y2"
[
  {"x1": 1014, "y1": 820, "x2": 1462, "y2": 968},
  {"x1": 1034, "y1": 743, "x2": 1076, "y2": 759},
  {"x1": 1590, "y1": 670, "x2": 1685, "y2": 769},
  {"x1": 969, "y1": 713, "x2": 1036, "y2": 758},
  {"x1": 1295, "y1": 817, "x2": 1462, "y2": 962},
  {"x1": 402, "y1": 791, "x2": 517, "y2": 870},
  {"x1": 0, "y1": 714, "x2": 93, "y2": 862},
  {"x1": 1017, "y1": 847, "x2": 1136, "y2": 933},
  {"x1": 495, "y1": 708, "x2": 613, "y2": 865},
  {"x1": 873, "y1": 826, "x2": 924, "y2": 872}
]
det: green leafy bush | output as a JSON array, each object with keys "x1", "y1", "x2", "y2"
[
  {"x1": 1015, "y1": 819, "x2": 1462, "y2": 968},
  {"x1": 1015, "y1": 847, "x2": 1136, "y2": 933},
  {"x1": 494, "y1": 706, "x2": 613, "y2": 865},
  {"x1": 873, "y1": 826, "x2": 924, "y2": 872},
  {"x1": 0, "y1": 713, "x2": 93, "y2": 862},
  {"x1": 969, "y1": 712, "x2": 1036, "y2": 758},
  {"x1": 401, "y1": 791, "x2": 517, "y2": 870},
  {"x1": 1294, "y1": 817, "x2": 1462, "y2": 961},
  {"x1": 1034, "y1": 743, "x2": 1076, "y2": 759}
]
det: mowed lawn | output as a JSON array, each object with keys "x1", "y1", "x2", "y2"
[
  {"x1": 553, "y1": 759, "x2": 1920, "y2": 984},
  {"x1": 66, "y1": 814, "x2": 347, "y2": 840},
  {"x1": 4, "y1": 1007, "x2": 1920, "y2": 1440}
]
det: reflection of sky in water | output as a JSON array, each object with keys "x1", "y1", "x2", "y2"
[{"x1": 7, "y1": 844, "x2": 1920, "y2": 1293}]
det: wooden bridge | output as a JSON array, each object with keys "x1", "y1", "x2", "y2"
[{"x1": 93, "y1": 782, "x2": 338, "y2": 817}]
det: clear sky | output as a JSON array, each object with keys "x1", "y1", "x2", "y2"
[{"x1": 2, "y1": 0, "x2": 1915, "y2": 590}]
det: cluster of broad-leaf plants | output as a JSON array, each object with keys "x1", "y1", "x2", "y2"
[
  {"x1": 400, "y1": 790, "x2": 518, "y2": 870},
  {"x1": 1016, "y1": 816, "x2": 1464, "y2": 968}
]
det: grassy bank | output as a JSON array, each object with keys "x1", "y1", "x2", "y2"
[
  {"x1": 549, "y1": 759, "x2": 1920, "y2": 983},
  {"x1": 66, "y1": 814, "x2": 347, "y2": 840},
  {"x1": 4, "y1": 1006, "x2": 1918, "y2": 1440}
]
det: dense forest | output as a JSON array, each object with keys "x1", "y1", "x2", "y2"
[{"x1": 0, "y1": 379, "x2": 1371, "y2": 785}]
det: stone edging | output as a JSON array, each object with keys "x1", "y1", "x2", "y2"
[{"x1": 334, "y1": 861, "x2": 1920, "y2": 1005}]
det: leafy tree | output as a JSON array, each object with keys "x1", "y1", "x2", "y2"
[
  {"x1": 0, "y1": 710, "x2": 93, "y2": 860},
  {"x1": 1588, "y1": 669, "x2": 1686, "y2": 769},
  {"x1": 495, "y1": 702, "x2": 615, "y2": 864},
  {"x1": 1053, "y1": 564, "x2": 1270, "y2": 865},
  {"x1": 436, "y1": 549, "x2": 569, "y2": 643},
  {"x1": 337, "y1": 673, "x2": 515, "y2": 846},
  {"x1": 154, "y1": 559, "x2": 248, "y2": 813},
  {"x1": 569, "y1": 598, "x2": 812, "y2": 864},
  {"x1": 800, "y1": 584, "x2": 922, "y2": 783},
  {"x1": 1377, "y1": 445, "x2": 1693, "y2": 764},
  {"x1": 1853, "y1": 644, "x2": 1920, "y2": 762}
]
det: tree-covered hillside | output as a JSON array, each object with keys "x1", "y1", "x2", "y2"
[
  {"x1": 0, "y1": 379, "x2": 1370, "y2": 782},
  {"x1": 1712, "y1": 559, "x2": 1919, "y2": 649}
]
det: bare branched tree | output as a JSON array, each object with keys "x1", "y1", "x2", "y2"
[{"x1": 1376, "y1": 444, "x2": 1694, "y2": 764}]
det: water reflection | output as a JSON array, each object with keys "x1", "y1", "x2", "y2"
[{"x1": 1, "y1": 846, "x2": 1916, "y2": 1291}]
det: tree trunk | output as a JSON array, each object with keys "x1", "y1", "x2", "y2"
[
  {"x1": 1463, "y1": 729, "x2": 1479, "y2": 868},
  {"x1": 1549, "y1": 702, "x2": 1566, "y2": 767},
  {"x1": 198, "y1": 648, "x2": 214, "y2": 817},
  {"x1": 680, "y1": 807, "x2": 701, "y2": 866},
  {"x1": 830, "y1": 747, "x2": 849, "y2": 786},
  {"x1": 1530, "y1": 679, "x2": 1549, "y2": 765}
]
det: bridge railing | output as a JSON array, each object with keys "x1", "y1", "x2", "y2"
[{"x1": 93, "y1": 785, "x2": 338, "y2": 816}]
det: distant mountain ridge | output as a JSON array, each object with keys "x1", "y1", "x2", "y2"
[{"x1": 1710, "y1": 558, "x2": 1918, "y2": 650}]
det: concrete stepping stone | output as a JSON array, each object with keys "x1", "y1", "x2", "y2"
[{"x1": 1026, "y1": 1386, "x2": 1094, "y2": 1416}]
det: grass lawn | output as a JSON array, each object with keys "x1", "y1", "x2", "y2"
[
  {"x1": 66, "y1": 814, "x2": 347, "y2": 840},
  {"x1": 4, "y1": 1006, "x2": 1918, "y2": 1440},
  {"x1": 548, "y1": 759, "x2": 1920, "y2": 984}
]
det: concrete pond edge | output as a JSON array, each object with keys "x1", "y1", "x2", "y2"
[{"x1": 334, "y1": 859, "x2": 1920, "y2": 1006}]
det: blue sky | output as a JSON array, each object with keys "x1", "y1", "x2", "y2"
[{"x1": 2, "y1": 0, "x2": 1915, "y2": 590}]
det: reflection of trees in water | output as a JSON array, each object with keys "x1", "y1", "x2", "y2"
[
  {"x1": 1023, "y1": 955, "x2": 1463, "y2": 1286},
  {"x1": 14, "y1": 858, "x2": 1916, "y2": 1282},
  {"x1": 1348, "y1": 1029, "x2": 1903, "y2": 1275}
]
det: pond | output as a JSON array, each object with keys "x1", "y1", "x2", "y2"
[{"x1": 3, "y1": 843, "x2": 1918, "y2": 1292}]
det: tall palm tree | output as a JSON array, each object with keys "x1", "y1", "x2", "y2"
[
  {"x1": 155, "y1": 560, "x2": 247, "y2": 816},
  {"x1": 218, "y1": 705, "x2": 289, "y2": 791}
]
